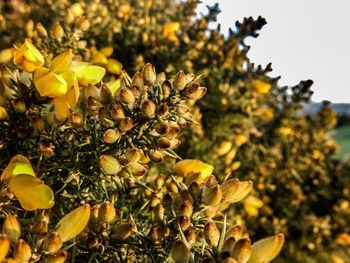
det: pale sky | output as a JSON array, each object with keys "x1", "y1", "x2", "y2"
[{"x1": 197, "y1": 0, "x2": 350, "y2": 103}]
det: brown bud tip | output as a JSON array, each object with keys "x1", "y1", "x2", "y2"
[
  {"x1": 203, "y1": 185, "x2": 223, "y2": 207},
  {"x1": 143, "y1": 63, "x2": 156, "y2": 85},
  {"x1": 148, "y1": 149, "x2": 164, "y2": 163},
  {"x1": 141, "y1": 99, "x2": 156, "y2": 118},
  {"x1": 47, "y1": 250, "x2": 68, "y2": 263},
  {"x1": 171, "y1": 240, "x2": 190, "y2": 263},
  {"x1": 178, "y1": 215, "x2": 191, "y2": 231},
  {"x1": 204, "y1": 220, "x2": 220, "y2": 247},
  {"x1": 232, "y1": 238, "x2": 251, "y2": 263},
  {"x1": 69, "y1": 112, "x2": 83, "y2": 127},
  {"x1": 14, "y1": 239, "x2": 31, "y2": 262},
  {"x1": 43, "y1": 232, "x2": 63, "y2": 254},
  {"x1": 117, "y1": 87, "x2": 135, "y2": 105},
  {"x1": 119, "y1": 117, "x2": 134, "y2": 132},
  {"x1": 173, "y1": 70, "x2": 187, "y2": 90}
]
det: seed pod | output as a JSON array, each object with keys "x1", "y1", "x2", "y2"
[
  {"x1": 143, "y1": 63, "x2": 156, "y2": 85},
  {"x1": 120, "y1": 117, "x2": 134, "y2": 132},
  {"x1": 102, "y1": 129, "x2": 120, "y2": 144},
  {"x1": 117, "y1": 87, "x2": 135, "y2": 105},
  {"x1": 148, "y1": 149, "x2": 164, "y2": 163},
  {"x1": 3, "y1": 215, "x2": 21, "y2": 244},
  {"x1": 203, "y1": 185, "x2": 223, "y2": 207},
  {"x1": 98, "y1": 202, "x2": 116, "y2": 224},
  {"x1": 141, "y1": 99, "x2": 156, "y2": 118},
  {"x1": 110, "y1": 104, "x2": 125, "y2": 120},
  {"x1": 171, "y1": 240, "x2": 190, "y2": 263},
  {"x1": 47, "y1": 250, "x2": 68, "y2": 263},
  {"x1": 99, "y1": 155, "x2": 121, "y2": 174},
  {"x1": 111, "y1": 223, "x2": 135, "y2": 240},
  {"x1": 14, "y1": 239, "x2": 31, "y2": 262},
  {"x1": 204, "y1": 220, "x2": 220, "y2": 247},
  {"x1": 232, "y1": 238, "x2": 251, "y2": 263},
  {"x1": 69, "y1": 112, "x2": 83, "y2": 127},
  {"x1": 132, "y1": 72, "x2": 144, "y2": 89},
  {"x1": 43, "y1": 232, "x2": 62, "y2": 254},
  {"x1": 173, "y1": 70, "x2": 187, "y2": 90},
  {"x1": 0, "y1": 235, "x2": 10, "y2": 261},
  {"x1": 11, "y1": 98, "x2": 26, "y2": 113}
]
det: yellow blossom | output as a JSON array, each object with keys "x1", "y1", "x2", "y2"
[
  {"x1": 0, "y1": 48, "x2": 13, "y2": 63},
  {"x1": 163, "y1": 22, "x2": 180, "y2": 43},
  {"x1": 13, "y1": 40, "x2": 44, "y2": 72},
  {"x1": 106, "y1": 59, "x2": 123, "y2": 74},
  {"x1": 72, "y1": 61, "x2": 106, "y2": 86},
  {"x1": 174, "y1": 159, "x2": 214, "y2": 185},
  {"x1": 253, "y1": 80, "x2": 272, "y2": 94},
  {"x1": 243, "y1": 195, "x2": 264, "y2": 217}
]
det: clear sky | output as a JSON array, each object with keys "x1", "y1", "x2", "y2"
[{"x1": 197, "y1": 0, "x2": 350, "y2": 103}]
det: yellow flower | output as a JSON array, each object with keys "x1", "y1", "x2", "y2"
[
  {"x1": 1, "y1": 155, "x2": 54, "y2": 211},
  {"x1": 253, "y1": 80, "x2": 272, "y2": 94},
  {"x1": 106, "y1": 59, "x2": 123, "y2": 74},
  {"x1": 174, "y1": 159, "x2": 214, "y2": 185},
  {"x1": 243, "y1": 195, "x2": 264, "y2": 217},
  {"x1": 13, "y1": 40, "x2": 44, "y2": 72},
  {"x1": 163, "y1": 22, "x2": 180, "y2": 43},
  {"x1": 71, "y1": 61, "x2": 106, "y2": 86}
]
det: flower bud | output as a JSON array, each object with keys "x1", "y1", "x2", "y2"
[
  {"x1": 148, "y1": 149, "x2": 164, "y2": 163},
  {"x1": 111, "y1": 223, "x2": 135, "y2": 240},
  {"x1": 40, "y1": 142, "x2": 55, "y2": 158},
  {"x1": 154, "y1": 204, "x2": 165, "y2": 222},
  {"x1": 131, "y1": 72, "x2": 144, "y2": 89},
  {"x1": 162, "y1": 194, "x2": 173, "y2": 210},
  {"x1": 171, "y1": 240, "x2": 190, "y2": 263},
  {"x1": 155, "y1": 175, "x2": 165, "y2": 189},
  {"x1": 161, "y1": 80, "x2": 172, "y2": 100},
  {"x1": 87, "y1": 96, "x2": 101, "y2": 112},
  {"x1": 204, "y1": 220, "x2": 220, "y2": 247},
  {"x1": 99, "y1": 155, "x2": 121, "y2": 174},
  {"x1": 222, "y1": 181, "x2": 253, "y2": 203},
  {"x1": 33, "y1": 220, "x2": 49, "y2": 234},
  {"x1": 53, "y1": 23, "x2": 64, "y2": 40},
  {"x1": 222, "y1": 258, "x2": 238, "y2": 263},
  {"x1": 47, "y1": 250, "x2": 68, "y2": 263},
  {"x1": 178, "y1": 215, "x2": 191, "y2": 231},
  {"x1": 43, "y1": 232, "x2": 63, "y2": 254},
  {"x1": 157, "y1": 137, "x2": 171, "y2": 149},
  {"x1": 141, "y1": 99, "x2": 156, "y2": 118},
  {"x1": 106, "y1": 59, "x2": 123, "y2": 75},
  {"x1": 129, "y1": 162, "x2": 147, "y2": 178},
  {"x1": 98, "y1": 202, "x2": 116, "y2": 224},
  {"x1": 110, "y1": 104, "x2": 125, "y2": 120},
  {"x1": 203, "y1": 185, "x2": 223, "y2": 207},
  {"x1": 118, "y1": 87, "x2": 135, "y2": 105},
  {"x1": 32, "y1": 116, "x2": 45, "y2": 132},
  {"x1": 249, "y1": 234, "x2": 285, "y2": 263},
  {"x1": 225, "y1": 225, "x2": 243, "y2": 241},
  {"x1": 155, "y1": 120, "x2": 170, "y2": 136},
  {"x1": 11, "y1": 98, "x2": 26, "y2": 113},
  {"x1": 188, "y1": 182, "x2": 200, "y2": 200},
  {"x1": 14, "y1": 239, "x2": 31, "y2": 262},
  {"x1": 120, "y1": 117, "x2": 134, "y2": 132},
  {"x1": 184, "y1": 227, "x2": 197, "y2": 245},
  {"x1": 173, "y1": 70, "x2": 187, "y2": 91},
  {"x1": 232, "y1": 238, "x2": 251, "y2": 263},
  {"x1": 102, "y1": 129, "x2": 120, "y2": 144},
  {"x1": 0, "y1": 235, "x2": 10, "y2": 261},
  {"x1": 124, "y1": 148, "x2": 142, "y2": 164},
  {"x1": 3, "y1": 215, "x2": 21, "y2": 244},
  {"x1": 36, "y1": 22, "x2": 48, "y2": 38},
  {"x1": 179, "y1": 200, "x2": 193, "y2": 217},
  {"x1": 222, "y1": 237, "x2": 236, "y2": 254},
  {"x1": 149, "y1": 225, "x2": 162, "y2": 244},
  {"x1": 69, "y1": 112, "x2": 83, "y2": 127},
  {"x1": 143, "y1": 63, "x2": 156, "y2": 85}
]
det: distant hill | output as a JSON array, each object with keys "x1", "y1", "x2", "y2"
[{"x1": 303, "y1": 102, "x2": 350, "y2": 116}]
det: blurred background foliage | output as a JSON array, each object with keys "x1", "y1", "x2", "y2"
[{"x1": 1, "y1": 0, "x2": 350, "y2": 262}]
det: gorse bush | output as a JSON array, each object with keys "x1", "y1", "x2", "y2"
[{"x1": 0, "y1": 0, "x2": 349, "y2": 262}]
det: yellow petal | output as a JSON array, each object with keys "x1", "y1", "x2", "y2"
[
  {"x1": 74, "y1": 65, "x2": 105, "y2": 86},
  {"x1": 53, "y1": 97, "x2": 70, "y2": 122},
  {"x1": 23, "y1": 40, "x2": 44, "y2": 64},
  {"x1": 249, "y1": 234, "x2": 285, "y2": 263},
  {"x1": 175, "y1": 159, "x2": 214, "y2": 185},
  {"x1": 92, "y1": 52, "x2": 108, "y2": 64},
  {"x1": 34, "y1": 70, "x2": 68, "y2": 98},
  {"x1": 1, "y1": 155, "x2": 35, "y2": 182},
  {"x1": 13, "y1": 40, "x2": 44, "y2": 72},
  {"x1": 244, "y1": 204, "x2": 259, "y2": 217},
  {"x1": 105, "y1": 79, "x2": 121, "y2": 95},
  {"x1": 8, "y1": 174, "x2": 54, "y2": 211},
  {"x1": 50, "y1": 49, "x2": 73, "y2": 74},
  {"x1": 56, "y1": 204, "x2": 91, "y2": 242},
  {"x1": 100, "y1": 47, "x2": 114, "y2": 57},
  {"x1": 106, "y1": 59, "x2": 123, "y2": 74},
  {"x1": 0, "y1": 48, "x2": 14, "y2": 63},
  {"x1": 0, "y1": 235, "x2": 10, "y2": 261},
  {"x1": 253, "y1": 80, "x2": 272, "y2": 95}
]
